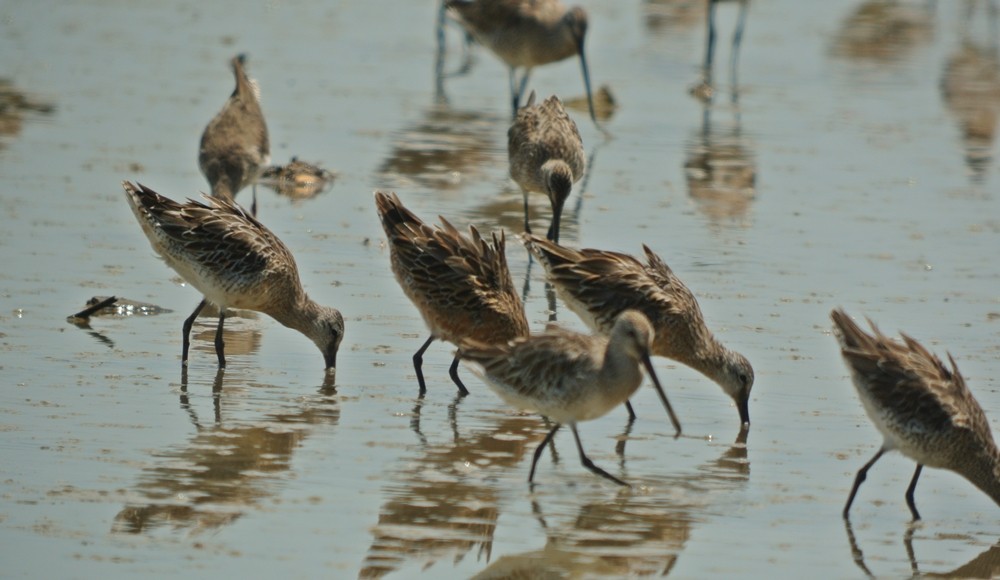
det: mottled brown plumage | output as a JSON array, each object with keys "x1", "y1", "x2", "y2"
[
  {"x1": 374, "y1": 190, "x2": 528, "y2": 395},
  {"x1": 446, "y1": 0, "x2": 598, "y2": 124},
  {"x1": 831, "y1": 308, "x2": 1000, "y2": 519},
  {"x1": 123, "y1": 181, "x2": 344, "y2": 370},
  {"x1": 508, "y1": 92, "x2": 585, "y2": 243},
  {"x1": 459, "y1": 310, "x2": 680, "y2": 486},
  {"x1": 199, "y1": 54, "x2": 270, "y2": 215},
  {"x1": 524, "y1": 235, "x2": 754, "y2": 426}
]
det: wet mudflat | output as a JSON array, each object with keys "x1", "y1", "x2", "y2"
[{"x1": 2, "y1": 0, "x2": 1000, "y2": 577}]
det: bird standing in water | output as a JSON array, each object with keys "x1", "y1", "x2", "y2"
[
  {"x1": 446, "y1": 0, "x2": 601, "y2": 128},
  {"x1": 199, "y1": 54, "x2": 270, "y2": 216},
  {"x1": 123, "y1": 181, "x2": 344, "y2": 373},
  {"x1": 375, "y1": 190, "x2": 529, "y2": 396},
  {"x1": 459, "y1": 310, "x2": 681, "y2": 486},
  {"x1": 508, "y1": 92, "x2": 585, "y2": 243},
  {"x1": 832, "y1": 308, "x2": 1000, "y2": 520}
]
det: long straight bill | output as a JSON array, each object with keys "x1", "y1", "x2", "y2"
[
  {"x1": 576, "y1": 40, "x2": 608, "y2": 137},
  {"x1": 642, "y1": 355, "x2": 681, "y2": 436}
]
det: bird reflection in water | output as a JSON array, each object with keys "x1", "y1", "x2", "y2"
[
  {"x1": 360, "y1": 413, "x2": 550, "y2": 578},
  {"x1": 684, "y1": 102, "x2": 757, "y2": 229},
  {"x1": 191, "y1": 309, "x2": 263, "y2": 363},
  {"x1": 112, "y1": 371, "x2": 338, "y2": 535},
  {"x1": 642, "y1": 0, "x2": 705, "y2": 34},
  {"x1": 831, "y1": 0, "x2": 935, "y2": 64},
  {"x1": 375, "y1": 102, "x2": 505, "y2": 195},
  {"x1": 0, "y1": 78, "x2": 55, "y2": 149},
  {"x1": 472, "y1": 430, "x2": 750, "y2": 578},
  {"x1": 940, "y1": 0, "x2": 1000, "y2": 183},
  {"x1": 434, "y1": 0, "x2": 477, "y2": 97},
  {"x1": 845, "y1": 520, "x2": 1000, "y2": 579}
]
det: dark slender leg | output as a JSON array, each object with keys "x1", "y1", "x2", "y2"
[
  {"x1": 412, "y1": 335, "x2": 435, "y2": 395},
  {"x1": 434, "y1": 0, "x2": 448, "y2": 102},
  {"x1": 570, "y1": 423, "x2": 627, "y2": 486},
  {"x1": 843, "y1": 447, "x2": 886, "y2": 519},
  {"x1": 515, "y1": 69, "x2": 532, "y2": 111},
  {"x1": 214, "y1": 310, "x2": 227, "y2": 368},
  {"x1": 509, "y1": 68, "x2": 520, "y2": 116},
  {"x1": 182, "y1": 299, "x2": 208, "y2": 366},
  {"x1": 729, "y1": 0, "x2": 749, "y2": 101},
  {"x1": 624, "y1": 400, "x2": 637, "y2": 421},
  {"x1": 522, "y1": 190, "x2": 532, "y2": 235},
  {"x1": 905, "y1": 464, "x2": 924, "y2": 521},
  {"x1": 448, "y1": 354, "x2": 470, "y2": 396},
  {"x1": 540, "y1": 415, "x2": 560, "y2": 464},
  {"x1": 529, "y1": 423, "x2": 562, "y2": 483},
  {"x1": 703, "y1": 0, "x2": 718, "y2": 88},
  {"x1": 211, "y1": 368, "x2": 224, "y2": 424}
]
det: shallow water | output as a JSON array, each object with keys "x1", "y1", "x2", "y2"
[{"x1": 2, "y1": 0, "x2": 1000, "y2": 577}]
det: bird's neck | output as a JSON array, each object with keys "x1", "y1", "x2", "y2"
[
  {"x1": 684, "y1": 337, "x2": 730, "y2": 383},
  {"x1": 269, "y1": 292, "x2": 318, "y2": 335},
  {"x1": 599, "y1": 344, "x2": 643, "y2": 402}
]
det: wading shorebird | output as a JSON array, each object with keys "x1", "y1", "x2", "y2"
[
  {"x1": 459, "y1": 310, "x2": 681, "y2": 486},
  {"x1": 374, "y1": 190, "x2": 529, "y2": 396},
  {"x1": 524, "y1": 235, "x2": 754, "y2": 427},
  {"x1": 691, "y1": 0, "x2": 750, "y2": 102},
  {"x1": 199, "y1": 54, "x2": 270, "y2": 216},
  {"x1": 123, "y1": 181, "x2": 344, "y2": 372},
  {"x1": 832, "y1": 308, "x2": 1000, "y2": 520},
  {"x1": 446, "y1": 0, "x2": 600, "y2": 127},
  {"x1": 508, "y1": 92, "x2": 585, "y2": 243}
]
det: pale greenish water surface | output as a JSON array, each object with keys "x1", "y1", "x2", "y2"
[{"x1": 2, "y1": 0, "x2": 1000, "y2": 577}]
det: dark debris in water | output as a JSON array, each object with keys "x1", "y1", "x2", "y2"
[
  {"x1": 259, "y1": 156, "x2": 338, "y2": 200},
  {"x1": 67, "y1": 296, "x2": 172, "y2": 324}
]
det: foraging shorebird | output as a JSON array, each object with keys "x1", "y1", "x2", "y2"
[
  {"x1": 123, "y1": 181, "x2": 344, "y2": 371},
  {"x1": 508, "y1": 92, "x2": 585, "y2": 243},
  {"x1": 446, "y1": 0, "x2": 600, "y2": 127},
  {"x1": 831, "y1": 308, "x2": 1000, "y2": 520},
  {"x1": 199, "y1": 54, "x2": 270, "y2": 216},
  {"x1": 374, "y1": 190, "x2": 528, "y2": 396},
  {"x1": 524, "y1": 235, "x2": 754, "y2": 427},
  {"x1": 459, "y1": 310, "x2": 681, "y2": 485}
]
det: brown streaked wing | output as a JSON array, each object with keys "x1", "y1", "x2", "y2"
[
  {"x1": 461, "y1": 329, "x2": 600, "y2": 402},
  {"x1": 833, "y1": 309, "x2": 989, "y2": 436}
]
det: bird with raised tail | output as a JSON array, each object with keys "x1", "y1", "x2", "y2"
[
  {"x1": 832, "y1": 308, "x2": 1000, "y2": 520},
  {"x1": 123, "y1": 181, "x2": 343, "y2": 372},
  {"x1": 199, "y1": 54, "x2": 270, "y2": 216},
  {"x1": 374, "y1": 190, "x2": 529, "y2": 396}
]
